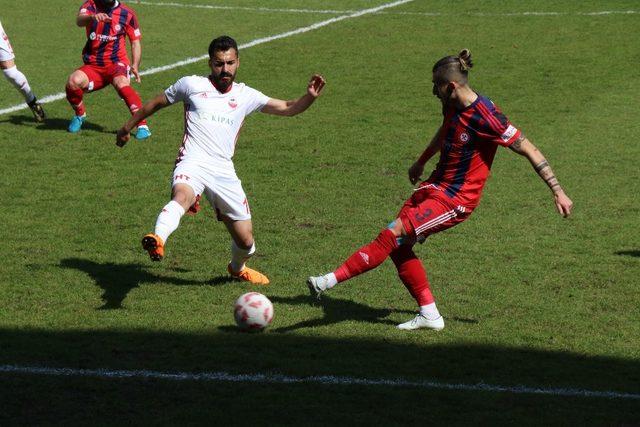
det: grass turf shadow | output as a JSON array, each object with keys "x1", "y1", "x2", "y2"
[
  {"x1": 59, "y1": 258, "x2": 229, "y2": 310},
  {"x1": 0, "y1": 328, "x2": 638, "y2": 424}
]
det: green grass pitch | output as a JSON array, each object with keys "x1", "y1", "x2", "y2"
[{"x1": 0, "y1": 0, "x2": 639, "y2": 424}]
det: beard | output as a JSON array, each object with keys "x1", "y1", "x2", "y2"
[{"x1": 211, "y1": 71, "x2": 235, "y2": 91}]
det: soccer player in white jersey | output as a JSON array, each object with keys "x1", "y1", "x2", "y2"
[
  {"x1": 116, "y1": 35, "x2": 326, "y2": 285},
  {"x1": 0, "y1": 20, "x2": 45, "y2": 122}
]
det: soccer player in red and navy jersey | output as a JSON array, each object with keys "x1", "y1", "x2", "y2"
[
  {"x1": 65, "y1": 0, "x2": 150, "y2": 139},
  {"x1": 307, "y1": 49, "x2": 573, "y2": 331}
]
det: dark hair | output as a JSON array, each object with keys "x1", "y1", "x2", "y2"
[
  {"x1": 208, "y1": 36, "x2": 238, "y2": 57},
  {"x1": 432, "y1": 49, "x2": 473, "y2": 84}
]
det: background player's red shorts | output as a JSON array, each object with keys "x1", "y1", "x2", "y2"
[
  {"x1": 398, "y1": 184, "x2": 472, "y2": 243},
  {"x1": 78, "y1": 62, "x2": 130, "y2": 92}
]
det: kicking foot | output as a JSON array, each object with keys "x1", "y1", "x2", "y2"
[
  {"x1": 306, "y1": 276, "x2": 328, "y2": 300},
  {"x1": 135, "y1": 125, "x2": 151, "y2": 140},
  {"x1": 28, "y1": 99, "x2": 46, "y2": 123},
  {"x1": 141, "y1": 233, "x2": 164, "y2": 261},
  {"x1": 228, "y1": 264, "x2": 270, "y2": 285},
  {"x1": 67, "y1": 114, "x2": 86, "y2": 133},
  {"x1": 396, "y1": 314, "x2": 444, "y2": 331}
]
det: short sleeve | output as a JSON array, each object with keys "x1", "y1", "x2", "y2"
[
  {"x1": 244, "y1": 87, "x2": 270, "y2": 115},
  {"x1": 126, "y1": 13, "x2": 141, "y2": 41},
  {"x1": 478, "y1": 101, "x2": 521, "y2": 147},
  {"x1": 79, "y1": 1, "x2": 95, "y2": 14},
  {"x1": 164, "y1": 77, "x2": 191, "y2": 104}
]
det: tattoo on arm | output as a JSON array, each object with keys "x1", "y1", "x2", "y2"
[
  {"x1": 510, "y1": 133, "x2": 526, "y2": 151},
  {"x1": 534, "y1": 160, "x2": 562, "y2": 193}
]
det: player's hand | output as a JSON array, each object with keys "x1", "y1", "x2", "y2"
[
  {"x1": 554, "y1": 190, "x2": 573, "y2": 217},
  {"x1": 116, "y1": 127, "x2": 131, "y2": 147},
  {"x1": 131, "y1": 66, "x2": 141, "y2": 83},
  {"x1": 408, "y1": 161, "x2": 424, "y2": 185},
  {"x1": 93, "y1": 13, "x2": 112, "y2": 23},
  {"x1": 307, "y1": 74, "x2": 326, "y2": 98}
]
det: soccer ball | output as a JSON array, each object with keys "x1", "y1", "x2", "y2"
[{"x1": 234, "y1": 292, "x2": 274, "y2": 331}]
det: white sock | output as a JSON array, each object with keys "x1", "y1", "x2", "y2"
[
  {"x1": 230, "y1": 240, "x2": 256, "y2": 272},
  {"x1": 420, "y1": 302, "x2": 441, "y2": 320},
  {"x1": 3, "y1": 66, "x2": 35, "y2": 103},
  {"x1": 154, "y1": 200, "x2": 185, "y2": 243},
  {"x1": 323, "y1": 272, "x2": 338, "y2": 289}
]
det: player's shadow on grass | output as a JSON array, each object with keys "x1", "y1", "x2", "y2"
[
  {"x1": 615, "y1": 249, "x2": 640, "y2": 257},
  {"x1": 59, "y1": 258, "x2": 214, "y2": 310},
  {"x1": 267, "y1": 295, "x2": 415, "y2": 332},
  {"x1": 1, "y1": 114, "x2": 112, "y2": 134}
]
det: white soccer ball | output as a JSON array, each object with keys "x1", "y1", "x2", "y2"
[{"x1": 234, "y1": 292, "x2": 274, "y2": 331}]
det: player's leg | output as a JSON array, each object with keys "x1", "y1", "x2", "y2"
[
  {"x1": 142, "y1": 166, "x2": 201, "y2": 261},
  {"x1": 221, "y1": 217, "x2": 269, "y2": 285},
  {"x1": 393, "y1": 196, "x2": 470, "y2": 330},
  {"x1": 207, "y1": 174, "x2": 269, "y2": 285},
  {"x1": 307, "y1": 219, "x2": 403, "y2": 298},
  {"x1": 112, "y1": 66, "x2": 150, "y2": 140},
  {"x1": 65, "y1": 67, "x2": 95, "y2": 132},
  {"x1": 0, "y1": 57, "x2": 45, "y2": 122}
]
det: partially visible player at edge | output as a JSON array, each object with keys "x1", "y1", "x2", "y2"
[
  {"x1": 65, "y1": 0, "x2": 150, "y2": 139},
  {"x1": 116, "y1": 35, "x2": 326, "y2": 285},
  {"x1": 0, "y1": 20, "x2": 46, "y2": 122},
  {"x1": 307, "y1": 49, "x2": 573, "y2": 330}
]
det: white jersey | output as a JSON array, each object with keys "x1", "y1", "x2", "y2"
[
  {"x1": 0, "y1": 21, "x2": 16, "y2": 61},
  {"x1": 164, "y1": 76, "x2": 270, "y2": 174}
]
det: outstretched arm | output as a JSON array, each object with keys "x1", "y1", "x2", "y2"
[
  {"x1": 408, "y1": 127, "x2": 443, "y2": 185},
  {"x1": 261, "y1": 74, "x2": 326, "y2": 116},
  {"x1": 509, "y1": 134, "x2": 573, "y2": 217},
  {"x1": 116, "y1": 93, "x2": 170, "y2": 147}
]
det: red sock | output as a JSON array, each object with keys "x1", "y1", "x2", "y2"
[
  {"x1": 116, "y1": 85, "x2": 147, "y2": 126},
  {"x1": 334, "y1": 228, "x2": 398, "y2": 283},
  {"x1": 390, "y1": 245, "x2": 435, "y2": 306},
  {"x1": 65, "y1": 85, "x2": 85, "y2": 116}
]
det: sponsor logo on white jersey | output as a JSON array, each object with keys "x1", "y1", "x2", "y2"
[{"x1": 501, "y1": 124, "x2": 517, "y2": 142}]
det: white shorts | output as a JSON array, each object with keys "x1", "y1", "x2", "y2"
[
  {"x1": 0, "y1": 22, "x2": 15, "y2": 62},
  {"x1": 172, "y1": 161, "x2": 251, "y2": 221}
]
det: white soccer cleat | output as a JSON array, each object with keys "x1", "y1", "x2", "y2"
[
  {"x1": 307, "y1": 276, "x2": 327, "y2": 300},
  {"x1": 396, "y1": 314, "x2": 445, "y2": 331}
]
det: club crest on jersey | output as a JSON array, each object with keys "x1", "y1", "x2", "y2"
[
  {"x1": 114, "y1": 24, "x2": 121, "y2": 31},
  {"x1": 460, "y1": 132, "x2": 470, "y2": 142},
  {"x1": 228, "y1": 98, "x2": 238, "y2": 109}
]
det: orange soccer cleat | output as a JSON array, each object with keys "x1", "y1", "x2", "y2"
[
  {"x1": 141, "y1": 233, "x2": 165, "y2": 261},
  {"x1": 227, "y1": 263, "x2": 270, "y2": 285}
]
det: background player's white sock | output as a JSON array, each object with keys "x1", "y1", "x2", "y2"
[
  {"x1": 154, "y1": 200, "x2": 185, "y2": 243},
  {"x1": 2, "y1": 66, "x2": 35, "y2": 103},
  {"x1": 420, "y1": 302, "x2": 441, "y2": 320},
  {"x1": 230, "y1": 241, "x2": 256, "y2": 272}
]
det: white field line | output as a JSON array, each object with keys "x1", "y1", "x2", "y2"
[
  {"x1": 0, "y1": 0, "x2": 413, "y2": 117},
  {"x1": 137, "y1": 1, "x2": 640, "y2": 17},
  {"x1": 1, "y1": 364, "x2": 639, "y2": 400}
]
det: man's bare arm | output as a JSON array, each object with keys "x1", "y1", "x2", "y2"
[
  {"x1": 509, "y1": 134, "x2": 573, "y2": 217},
  {"x1": 409, "y1": 127, "x2": 443, "y2": 185},
  {"x1": 116, "y1": 93, "x2": 170, "y2": 147}
]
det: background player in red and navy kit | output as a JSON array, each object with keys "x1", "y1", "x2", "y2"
[
  {"x1": 307, "y1": 49, "x2": 573, "y2": 331},
  {"x1": 65, "y1": 0, "x2": 150, "y2": 139}
]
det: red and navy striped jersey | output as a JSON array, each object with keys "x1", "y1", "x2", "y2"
[
  {"x1": 424, "y1": 94, "x2": 521, "y2": 208},
  {"x1": 79, "y1": 1, "x2": 141, "y2": 66}
]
